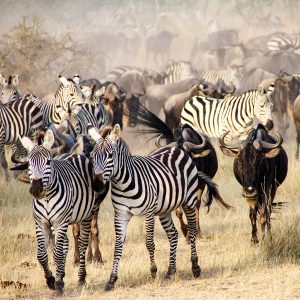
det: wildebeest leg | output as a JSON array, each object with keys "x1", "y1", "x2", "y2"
[
  {"x1": 182, "y1": 205, "x2": 201, "y2": 278},
  {"x1": 159, "y1": 213, "x2": 178, "y2": 279},
  {"x1": 175, "y1": 207, "x2": 188, "y2": 239},
  {"x1": 249, "y1": 207, "x2": 259, "y2": 244},
  {"x1": 72, "y1": 223, "x2": 80, "y2": 265},
  {"x1": 91, "y1": 210, "x2": 103, "y2": 264},
  {"x1": 259, "y1": 202, "x2": 272, "y2": 242},
  {"x1": 145, "y1": 213, "x2": 157, "y2": 279},
  {"x1": 296, "y1": 132, "x2": 300, "y2": 159},
  {"x1": 86, "y1": 232, "x2": 93, "y2": 263}
]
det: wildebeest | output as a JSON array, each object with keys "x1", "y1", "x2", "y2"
[
  {"x1": 219, "y1": 124, "x2": 288, "y2": 243},
  {"x1": 293, "y1": 94, "x2": 300, "y2": 158}
]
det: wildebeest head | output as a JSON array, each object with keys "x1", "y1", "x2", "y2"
[{"x1": 219, "y1": 124, "x2": 282, "y2": 203}]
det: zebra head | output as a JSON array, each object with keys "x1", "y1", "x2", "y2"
[
  {"x1": 0, "y1": 74, "x2": 20, "y2": 104},
  {"x1": 20, "y1": 130, "x2": 55, "y2": 200},
  {"x1": 254, "y1": 85, "x2": 274, "y2": 130},
  {"x1": 89, "y1": 124, "x2": 120, "y2": 186}
]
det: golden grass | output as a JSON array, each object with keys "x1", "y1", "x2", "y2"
[{"x1": 0, "y1": 135, "x2": 299, "y2": 299}]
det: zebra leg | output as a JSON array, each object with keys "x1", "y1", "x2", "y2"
[
  {"x1": 159, "y1": 213, "x2": 178, "y2": 279},
  {"x1": 78, "y1": 217, "x2": 92, "y2": 285},
  {"x1": 196, "y1": 189, "x2": 204, "y2": 239},
  {"x1": 53, "y1": 224, "x2": 68, "y2": 296},
  {"x1": 0, "y1": 144, "x2": 9, "y2": 181},
  {"x1": 35, "y1": 222, "x2": 55, "y2": 290},
  {"x1": 105, "y1": 211, "x2": 132, "y2": 292},
  {"x1": 182, "y1": 206, "x2": 201, "y2": 278},
  {"x1": 145, "y1": 214, "x2": 157, "y2": 279},
  {"x1": 72, "y1": 223, "x2": 80, "y2": 265}
]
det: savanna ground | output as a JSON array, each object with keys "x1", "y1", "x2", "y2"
[{"x1": 0, "y1": 129, "x2": 299, "y2": 300}]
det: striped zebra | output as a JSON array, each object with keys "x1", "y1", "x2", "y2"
[
  {"x1": 60, "y1": 103, "x2": 109, "y2": 140},
  {"x1": 0, "y1": 74, "x2": 20, "y2": 104},
  {"x1": 267, "y1": 33, "x2": 300, "y2": 52},
  {"x1": 160, "y1": 60, "x2": 197, "y2": 84},
  {"x1": 181, "y1": 85, "x2": 274, "y2": 142},
  {"x1": 88, "y1": 124, "x2": 224, "y2": 291},
  {"x1": 197, "y1": 65, "x2": 241, "y2": 89},
  {"x1": 0, "y1": 95, "x2": 43, "y2": 180},
  {"x1": 19, "y1": 131, "x2": 97, "y2": 296}
]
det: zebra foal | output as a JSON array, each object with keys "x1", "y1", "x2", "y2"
[
  {"x1": 88, "y1": 124, "x2": 224, "y2": 291},
  {"x1": 19, "y1": 130, "x2": 97, "y2": 296}
]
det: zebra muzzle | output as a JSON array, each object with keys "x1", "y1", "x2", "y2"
[
  {"x1": 92, "y1": 173, "x2": 106, "y2": 193},
  {"x1": 29, "y1": 179, "x2": 44, "y2": 199}
]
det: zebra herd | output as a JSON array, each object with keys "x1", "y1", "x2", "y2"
[{"x1": 0, "y1": 66, "x2": 288, "y2": 296}]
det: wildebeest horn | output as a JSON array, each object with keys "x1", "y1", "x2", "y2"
[
  {"x1": 182, "y1": 134, "x2": 207, "y2": 152},
  {"x1": 219, "y1": 131, "x2": 241, "y2": 149},
  {"x1": 259, "y1": 130, "x2": 283, "y2": 149},
  {"x1": 155, "y1": 134, "x2": 164, "y2": 148},
  {"x1": 11, "y1": 156, "x2": 28, "y2": 164},
  {"x1": 50, "y1": 144, "x2": 66, "y2": 156}
]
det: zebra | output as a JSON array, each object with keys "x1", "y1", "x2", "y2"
[
  {"x1": 88, "y1": 124, "x2": 225, "y2": 291},
  {"x1": 0, "y1": 95, "x2": 43, "y2": 180},
  {"x1": 267, "y1": 33, "x2": 300, "y2": 52},
  {"x1": 196, "y1": 65, "x2": 241, "y2": 89},
  {"x1": 0, "y1": 74, "x2": 20, "y2": 104},
  {"x1": 19, "y1": 130, "x2": 97, "y2": 296},
  {"x1": 181, "y1": 85, "x2": 274, "y2": 142},
  {"x1": 160, "y1": 60, "x2": 197, "y2": 84}
]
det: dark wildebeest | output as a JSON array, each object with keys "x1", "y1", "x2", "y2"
[
  {"x1": 130, "y1": 104, "x2": 230, "y2": 240},
  {"x1": 219, "y1": 124, "x2": 288, "y2": 244},
  {"x1": 145, "y1": 30, "x2": 178, "y2": 65}
]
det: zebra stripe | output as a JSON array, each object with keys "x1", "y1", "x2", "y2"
[
  {"x1": 0, "y1": 96, "x2": 43, "y2": 180},
  {"x1": 181, "y1": 86, "x2": 274, "y2": 141},
  {"x1": 267, "y1": 34, "x2": 300, "y2": 52},
  {"x1": 89, "y1": 124, "x2": 201, "y2": 291},
  {"x1": 21, "y1": 136, "x2": 96, "y2": 294},
  {"x1": 161, "y1": 60, "x2": 196, "y2": 84},
  {"x1": 197, "y1": 66, "x2": 241, "y2": 88}
]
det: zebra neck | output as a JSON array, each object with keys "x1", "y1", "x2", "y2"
[{"x1": 112, "y1": 141, "x2": 133, "y2": 180}]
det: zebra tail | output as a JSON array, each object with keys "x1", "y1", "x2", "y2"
[{"x1": 198, "y1": 171, "x2": 232, "y2": 212}]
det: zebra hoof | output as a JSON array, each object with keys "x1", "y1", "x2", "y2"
[
  {"x1": 54, "y1": 288, "x2": 64, "y2": 297},
  {"x1": 104, "y1": 282, "x2": 115, "y2": 292},
  {"x1": 150, "y1": 266, "x2": 157, "y2": 279},
  {"x1": 46, "y1": 276, "x2": 55, "y2": 290},
  {"x1": 78, "y1": 278, "x2": 86, "y2": 286},
  {"x1": 192, "y1": 265, "x2": 201, "y2": 278},
  {"x1": 164, "y1": 268, "x2": 176, "y2": 280}
]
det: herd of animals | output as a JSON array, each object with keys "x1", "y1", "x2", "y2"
[{"x1": 1, "y1": 29, "x2": 300, "y2": 297}]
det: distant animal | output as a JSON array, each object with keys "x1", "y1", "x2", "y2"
[
  {"x1": 0, "y1": 74, "x2": 20, "y2": 103},
  {"x1": 219, "y1": 124, "x2": 288, "y2": 243},
  {"x1": 181, "y1": 85, "x2": 274, "y2": 142},
  {"x1": 88, "y1": 124, "x2": 226, "y2": 291},
  {"x1": 293, "y1": 95, "x2": 300, "y2": 158},
  {"x1": 19, "y1": 130, "x2": 98, "y2": 296},
  {"x1": 145, "y1": 30, "x2": 178, "y2": 65},
  {"x1": 267, "y1": 33, "x2": 300, "y2": 53}
]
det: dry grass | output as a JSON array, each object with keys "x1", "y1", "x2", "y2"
[{"x1": 0, "y1": 134, "x2": 299, "y2": 300}]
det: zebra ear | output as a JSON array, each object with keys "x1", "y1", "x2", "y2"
[
  {"x1": 11, "y1": 75, "x2": 19, "y2": 87},
  {"x1": 109, "y1": 124, "x2": 121, "y2": 143},
  {"x1": 19, "y1": 136, "x2": 35, "y2": 152},
  {"x1": 88, "y1": 125, "x2": 102, "y2": 142},
  {"x1": 42, "y1": 129, "x2": 55, "y2": 149},
  {"x1": 58, "y1": 75, "x2": 70, "y2": 87},
  {"x1": 0, "y1": 74, "x2": 7, "y2": 86}
]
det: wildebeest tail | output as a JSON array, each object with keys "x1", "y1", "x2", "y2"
[
  {"x1": 198, "y1": 171, "x2": 231, "y2": 212},
  {"x1": 125, "y1": 103, "x2": 174, "y2": 142}
]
